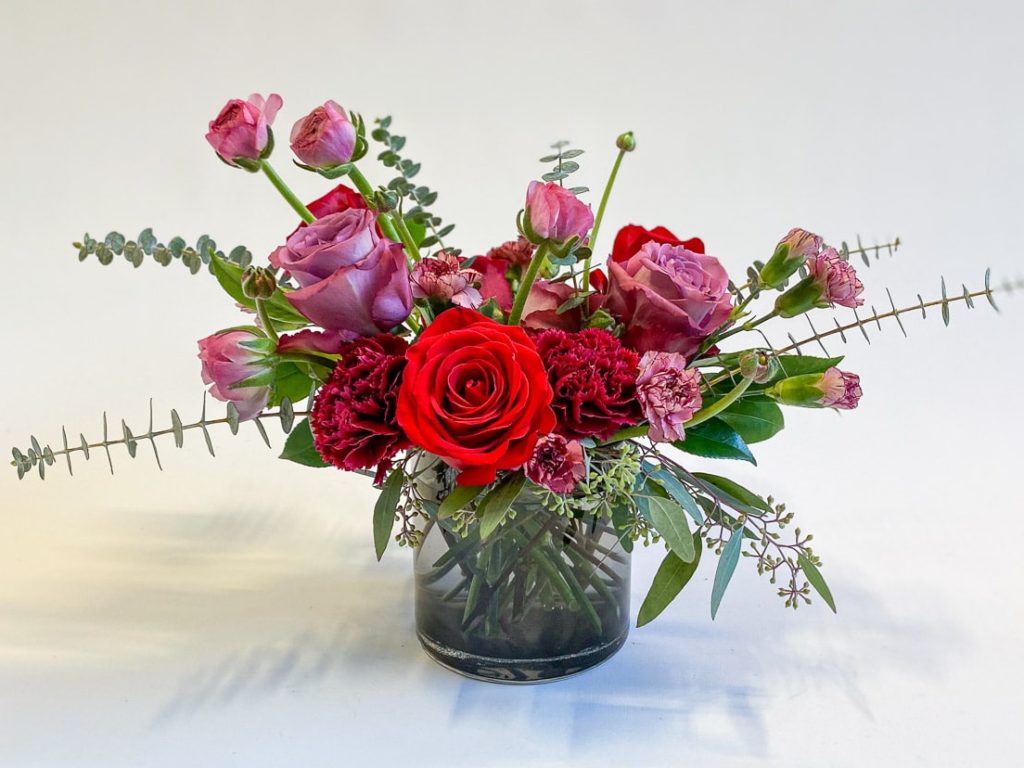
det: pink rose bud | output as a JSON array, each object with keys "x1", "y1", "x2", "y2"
[
  {"x1": 759, "y1": 228, "x2": 824, "y2": 289},
  {"x1": 205, "y1": 93, "x2": 283, "y2": 168},
  {"x1": 290, "y1": 100, "x2": 357, "y2": 169},
  {"x1": 269, "y1": 209, "x2": 413, "y2": 336},
  {"x1": 767, "y1": 366, "x2": 862, "y2": 410},
  {"x1": 774, "y1": 247, "x2": 865, "y2": 317},
  {"x1": 635, "y1": 352, "x2": 703, "y2": 443},
  {"x1": 525, "y1": 434, "x2": 587, "y2": 494},
  {"x1": 523, "y1": 181, "x2": 594, "y2": 245},
  {"x1": 410, "y1": 251, "x2": 483, "y2": 309},
  {"x1": 197, "y1": 329, "x2": 273, "y2": 421},
  {"x1": 606, "y1": 241, "x2": 734, "y2": 357}
]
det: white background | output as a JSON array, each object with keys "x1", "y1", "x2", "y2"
[{"x1": 2, "y1": 1, "x2": 1023, "y2": 765}]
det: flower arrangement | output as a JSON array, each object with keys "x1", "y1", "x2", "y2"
[{"x1": 12, "y1": 92, "x2": 1018, "y2": 681}]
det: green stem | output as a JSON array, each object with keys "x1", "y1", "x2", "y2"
[
  {"x1": 347, "y1": 165, "x2": 419, "y2": 260},
  {"x1": 255, "y1": 299, "x2": 279, "y2": 343},
  {"x1": 685, "y1": 374, "x2": 755, "y2": 429},
  {"x1": 582, "y1": 147, "x2": 627, "y2": 292},
  {"x1": 261, "y1": 162, "x2": 314, "y2": 223},
  {"x1": 508, "y1": 242, "x2": 550, "y2": 324}
]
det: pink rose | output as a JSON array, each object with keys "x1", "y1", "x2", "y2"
[
  {"x1": 524, "y1": 181, "x2": 594, "y2": 244},
  {"x1": 635, "y1": 351, "x2": 703, "y2": 443},
  {"x1": 606, "y1": 241, "x2": 733, "y2": 357},
  {"x1": 525, "y1": 434, "x2": 586, "y2": 494},
  {"x1": 290, "y1": 100, "x2": 357, "y2": 169},
  {"x1": 411, "y1": 251, "x2": 482, "y2": 308},
  {"x1": 270, "y1": 209, "x2": 412, "y2": 336},
  {"x1": 205, "y1": 93, "x2": 283, "y2": 167},
  {"x1": 198, "y1": 330, "x2": 272, "y2": 421}
]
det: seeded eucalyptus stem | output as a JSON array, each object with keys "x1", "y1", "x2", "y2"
[
  {"x1": 261, "y1": 162, "x2": 315, "y2": 223},
  {"x1": 582, "y1": 145, "x2": 628, "y2": 293},
  {"x1": 508, "y1": 242, "x2": 551, "y2": 324}
]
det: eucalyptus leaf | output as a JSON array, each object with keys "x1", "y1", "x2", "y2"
[
  {"x1": 373, "y1": 469, "x2": 405, "y2": 560},
  {"x1": 647, "y1": 496, "x2": 695, "y2": 562},
  {"x1": 439, "y1": 483, "x2": 485, "y2": 519},
  {"x1": 648, "y1": 468, "x2": 703, "y2": 524},
  {"x1": 637, "y1": 536, "x2": 702, "y2": 627},
  {"x1": 798, "y1": 554, "x2": 837, "y2": 613},
  {"x1": 711, "y1": 528, "x2": 744, "y2": 619},
  {"x1": 693, "y1": 472, "x2": 772, "y2": 515},
  {"x1": 477, "y1": 473, "x2": 526, "y2": 540}
]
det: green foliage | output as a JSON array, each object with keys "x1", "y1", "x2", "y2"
[
  {"x1": 539, "y1": 141, "x2": 588, "y2": 193},
  {"x1": 439, "y1": 483, "x2": 485, "y2": 519},
  {"x1": 715, "y1": 398, "x2": 785, "y2": 444},
  {"x1": 798, "y1": 554, "x2": 836, "y2": 613},
  {"x1": 11, "y1": 396, "x2": 302, "y2": 480},
  {"x1": 693, "y1": 472, "x2": 773, "y2": 515},
  {"x1": 710, "y1": 525, "x2": 744, "y2": 619},
  {"x1": 637, "y1": 537, "x2": 702, "y2": 627},
  {"x1": 75, "y1": 228, "x2": 253, "y2": 276},
  {"x1": 279, "y1": 419, "x2": 327, "y2": 467},
  {"x1": 371, "y1": 116, "x2": 457, "y2": 255},
  {"x1": 209, "y1": 256, "x2": 308, "y2": 330},
  {"x1": 374, "y1": 469, "x2": 405, "y2": 560},
  {"x1": 674, "y1": 419, "x2": 756, "y2": 464},
  {"x1": 647, "y1": 495, "x2": 695, "y2": 562},
  {"x1": 477, "y1": 472, "x2": 527, "y2": 540}
]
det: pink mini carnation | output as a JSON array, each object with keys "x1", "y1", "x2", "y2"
[
  {"x1": 807, "y1": 247, "x2": 864, "y2": 308},
  {"x1": 819, "y1": 367, "x2": 863, "y2": 410},
  {"x1": 486, "y1": 236, "x2": 535, "y2": 267},
  {"x1": 636, "y1": 351, "x2": 703, "y2": 442},
  {"x1": 410, "y1": 252, "x2": 483, "y2": 308},
  {"x1": 525, "y1": 434, "x2": 586, "y2": 494}
]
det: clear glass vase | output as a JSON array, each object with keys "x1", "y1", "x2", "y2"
[{"x1": 414, "y1": 490, "x2": 631, "y2": 683}]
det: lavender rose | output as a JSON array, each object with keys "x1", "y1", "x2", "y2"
[
  {"x1": 197, "y1": 330, "x2": 272, "y2": 421},
  {"x1": 270, "y1": 209, "x2": 412, "y2": 336},
  {"x1": 635, "y1": 351, "x2": 703, "y2": 443},
  {"x1": 205, "y1": 93, "x2": 283, "y2": 167},
  {"x1": 606, "y1": 241, "x2": 733, "y2": 357},
  {"x1": 290, "y1": 100, "x2": 357, "y2": 169}
]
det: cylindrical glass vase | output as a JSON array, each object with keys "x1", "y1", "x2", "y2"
[{"x1": 414, "y1": 495, "x2": 631, "y2": 683}]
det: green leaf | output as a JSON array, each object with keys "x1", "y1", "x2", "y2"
[
  {"x1": 373, "y1": 469, "x2": 405, "y2": 560},
  {"x1": 798, "y1": 554, "x2": 837, "y2": 613},
  {"x1": 711, "y1": 528, "x2": 744, "y2": 619},
  {"x1": 647, "y1": 496, "x2": 695, "y2": 562},
  {"x1": 648, "y1": 469, "x2": 704, "y2": 524},
  {"x1": 716, "y1": 398, "x2": 785, "y2": 444},
  {"x1": 439, "y1": 483, "x2": 485, "y2": 519},
  {"x1": 610, "y1": 501, "x2": 634, "y2": 553},
  {"x1": 267, "y1": 362, "x2": 316, "y2": 407},
  {"x1": 477, "y1": 472, "x2": 526, "y2": 540},
  {"x1": 278, "y1": 418, "x2": 327, "y2": 467},
  {"x1": 674, "y1": 418, "x2": 756, "y2": 464},
  {"x1": 693, "y1": 472, "x2": 772, "y2": 515},
  {"x1": 637, "y1": 536, "x2": 702, "y2": 627}
]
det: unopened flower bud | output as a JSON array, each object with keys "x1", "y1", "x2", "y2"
[
  {"x1": 759, "y1": 228, "x2": 822, "y2": 289},
  {"x1": 616, "y1": 131, "x2": 637, "y2": 152},
  {"x1": 373, "y1": 189, "x2": 399, "y2": 212},
  {"x1": 738, "y1": 350, "x2": 778, "y2": 383},
  {"x1": 241, "y1": 266, "x2": 278, "y2": 299},
  {"x1": 767, "y1": 367, "x2": 862, "y2": 410}
]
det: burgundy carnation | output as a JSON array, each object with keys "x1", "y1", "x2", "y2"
[
  {"x1": 525, "y1": 434, "x2": 586, "y2": 494},
  {"x1": 311, "y1": 334, "x2": 410, "y2": 478},
  {"x1": 535, "y1": 328, "x2": 643, "y2": 441}
]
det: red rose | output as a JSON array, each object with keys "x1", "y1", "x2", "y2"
[
  {"x1": 288, "y1": 183, "x2": 369, "y2": 238},
  {"x1": 610, "y1": 224, "x2": 705, "y2": 262},
  {"x1": 535, "y1": 328, "x2": 643, "y2": 441},
  {"x1": 396, "y1": 308, "x2": 555, "y2": 486},
  {"x1": 311, "y1": 334, "x2": 410, "y2": 479}
]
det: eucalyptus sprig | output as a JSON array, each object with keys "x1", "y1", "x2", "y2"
[
  {"x1": 74, "y1": 229, "x2": 253, "y2": 275},
  {"x1": 10, "y1": 396, "x2": 303, "y2": 480},
  {"x1": 539, "y1": 140, "x2": 588, "y2": 194},
  {"x1": 370, "y1": 116, "x2": 456, "y2": 253}
]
